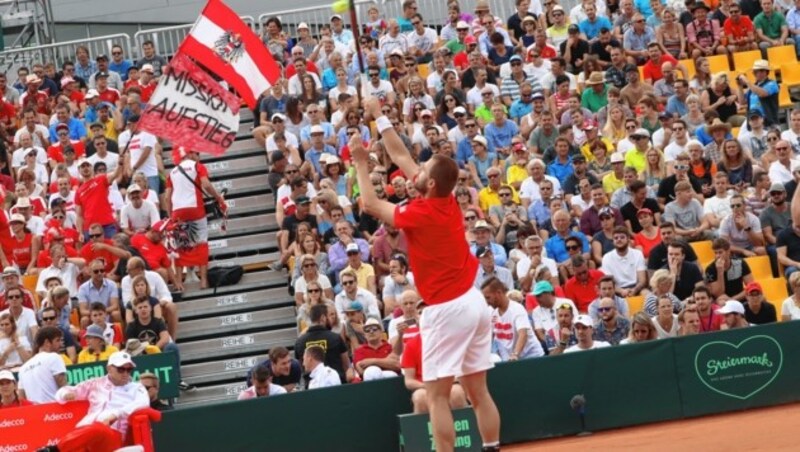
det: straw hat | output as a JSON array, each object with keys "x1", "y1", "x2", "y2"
[
  {"x1": 585, "y1": 72, "x2": 606, "y2": 86},
  {"x1": 707, "y1": 118, "x2": 732, "y2": 133}
]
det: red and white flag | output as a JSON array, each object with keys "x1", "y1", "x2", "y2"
[
  {"x1": 139, "y1": 53, "x2": 240, "y2": 156},
  {"x1": 179, "y1": 0, "x2": 281, "y2": 108}
]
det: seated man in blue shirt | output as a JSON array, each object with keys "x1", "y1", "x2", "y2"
[
  {"x1": 77, "y1": 259, "x2": 121, "y2": 327},
  {"x1": 49, "y1": 103, "x2": 87, "y2": 142},
  {"x1": 246, "y1": 346, "x2": 303, "y2": 391}
]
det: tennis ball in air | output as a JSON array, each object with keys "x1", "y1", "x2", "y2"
[{"x1": 332, "y1": 0, "x2": 349, "y2": 14}]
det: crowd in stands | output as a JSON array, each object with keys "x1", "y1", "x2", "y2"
[
  {"x1": 251, "y1": 0, "x2": 800, "y2": 402},
  {"x1": 0, "y1": 39, "x2": 225, "y2": 409}
]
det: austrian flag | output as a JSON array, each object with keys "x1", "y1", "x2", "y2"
[{"x1": 179, "y1": 0, "x2": 281, "y2": 108}]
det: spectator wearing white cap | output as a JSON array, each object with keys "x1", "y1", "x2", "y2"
[
  {"x1": 48, "y1": 351, "x2": 148, "y2": 451},
  {"x1": 473, "y1": 245, "x2": 515, "y2": 290},
  {"x1": 718, "y1": 300, "x2": 750, "y2": 329},
  {"x1": 0, "y1": 266, "x2": 36, "y2": 310},
  {"x1": 300, "y1": 106, "x2": 337, "y2": 151},
  {"x1": 563, "y1": 314, "x2": 611, "y2": 352},
  {"x1": 0, "y1": 370, "x2": 32, "y2": 408},
  {"x1": 341, "y1": 242, "x2": 377, "y2": 294},
  {"x1": 353, "y1": 318, "x2": 400, "y2": 381},
  {"x1": 16, "y1": 146, "x2": 48, "y2": 186},
  {"x1": 120, "y1": 184, "x2": 159, "y2": 235}
]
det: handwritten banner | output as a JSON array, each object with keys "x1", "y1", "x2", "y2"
[{"x1": 139, "y1": 53, "x2": 240, "y2": 155}]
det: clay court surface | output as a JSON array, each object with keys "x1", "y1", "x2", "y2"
[{"x1": 506, "y1": 402, "x2": 799, "y2": 451}]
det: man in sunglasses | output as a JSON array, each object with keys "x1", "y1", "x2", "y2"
[
  {"x1": 77, "y1": 259, "x2": 121, "y2": 327},
  {"x1": 353, "y1": 318, "x2": 400, "y2": 381},
  {"x1": 0, "y1": 266, "x2": 35, "y2": 310},
  {"x1": 45, "y1": 351, "x2": 148, "y2": 452}
]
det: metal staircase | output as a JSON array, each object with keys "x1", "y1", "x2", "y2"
[{"x1": 164, "y1": 111, "x2": 297, "y2": 408}]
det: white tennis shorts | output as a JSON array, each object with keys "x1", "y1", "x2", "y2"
[{"x1": 420, "y1": 287, "x2": 493, "y2": 382}]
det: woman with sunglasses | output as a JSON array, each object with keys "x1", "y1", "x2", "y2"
[
  {"x1": 760, "y1": 128, "x2": 781, "y2": 170},
  {"x1": 717, "y1": 139, "x2": 754, "y2": 187},
  {"x1": 8, "y1": 213, "x2": 39, "y2": 276},
  {"x1": 2, "y1": 287, "x2": 37, "y2": 346},
  {"x1": 293, "y1": 253, "x2": 334, "y2": 307},
  {"x1": 291, "y1": 230, "x2": 329, "y2": 280},
  {"x1": 296, "y1": 280, "x2": 332, "y2": 333},
  {"x1": 0, "y1": 313, "x2": 32, "y2": 370}
]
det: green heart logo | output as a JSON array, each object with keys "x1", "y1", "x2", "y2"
[{"x1": 694, "y1": 335, "x2": 783, "y2": 400}]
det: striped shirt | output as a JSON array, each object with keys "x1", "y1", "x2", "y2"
[{"x1": 500, "y1": 72, "x2": 542, "y2": 103}]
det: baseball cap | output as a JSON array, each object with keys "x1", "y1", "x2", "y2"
[
  {"x1": 472, "y1": 135, "x2": 488, "y2": 147},
  {"x1": 745, "y1": 282, "x2": 763, "y2": 294},
  {"x1": 509, "y1": 55, "x2": 522, "y2": 63},
  {"x1": 310, "y1": 124, "x2": 324, "y2": 135},
  {"x1": 454, "y1": 106, "x2": 467, "y2": 115},
  {"x1": 78, "y1": 158, "x2": 92, "y2": 167},
  {"x1": 717, "y1": 300, "x2": 745, "y2": 315},
  {"x1": 108, "y1": 351, "x2": 136, "y2": 368},
  {"x1": 2, "y1": 266, "x2": 20, "y2": 277},
  {"x1": 769, "y1": 182, "x2": 786, "y2": 193},
  {"x1": 271, "y1": 113, "x2": 286, "y2": 121},
  {"x1": 0, "y1": 370, "x2": 15, "y2": 382},
  {"x1": 475, "y1": 245, "x2": 492, "y2": 258},
  {"x1": 531, "y1": 92, "x2": 545, "y2": 100},
  {"x1": 631, "y1": 128, "x2": 651, "y2": 139},
  {"x1": 637, "y1": 208, "x2": 654, "y2": 217},
  {"x1": 420, "y1": 109, "x2": 433, "y2": 117},
  {"x1": 473, "y1": 219, "x2": 492, "y2": 230},
  {"x1": 15, "y1": 197, "x2": 31, "y2": 209},
  {"x1": 127, "y1": 184, "x2": 142, "y2": 194},
  {"x1": 345, "y1": 300, "x2": 364, "y2": 312},
  {"x1": 346, "y1": 243, "x2": 360, "y2": 254},
  {"x1": 95, "y1": 71, "x2": 109, "y2": 79},
  {"x1": 295, "y1": 195, "x2": 311, "y2": 205},
  {"x1": 330, "y1": 14, "x2": 343, "y2": 21},
  {"x1": 140, "y1": 64, "x2": 155, "y2": 74},
  {"x1": 55, "y1": 123, "x2": 70, "y2": 132},
  {"x1": 574, "y1": 314, "x2": 594, "y2": 327},
  {"x1": 297, "y1": 22, "x2": 309, "y2": 30},
  {"x1": 532, "y1": 280, "x2": 554, "y2": 296},
  {"x1": 85, "y1": 324, "x2": 106, "y2": 340},
  {"x1": 465, "y1": 35, "x2": 477, "y2": 45},
  {"x1": 568, "y1": 24, "x2": 580, "y2": 34},
  {"x1": 151, "y1": 219, "x2": 169, "y2": 233},
  {"x1": 552, "y1": 5, "x2": 564, "y2": 12},
  {"x1": 456, "y1": 20, "x2": 470, "y2": 30},
  {"x1": 610, "y1": 152, "x2": 625, "y2": 164},
  {"x1": 96, "y1": 54, "x2": 109, "y2": 61},
  {"x1": 60, "y1": 77, "x2": 75, "y2": 87},
  {"x1": 9, "y1": 214, "x2": 25, "y2": 224},
  {"x1": 85, "y1": 89, "x2": 99, "y2": 99},
  {"x1": 364, "y1": 318, "x2": 382, "y2": 329},
  {"x1": 599, "y1": 207, "x2": 614, "y2": 218}
]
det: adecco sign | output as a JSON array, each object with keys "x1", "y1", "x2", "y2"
[{"x1": 0, "y1": 401, "x2": 89, "y2": 450}]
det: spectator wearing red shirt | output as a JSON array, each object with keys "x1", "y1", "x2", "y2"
[
  {"x1": 47, "y1": 124, "x2": 86, "y2": 165},
  {"x1": 642, "y1": 43, "x2": 686, "y2": 83},
  {"x1": 0, "y1": 370, "x2": 34, "y2": 409},
  {"x1": 0, "y1": 266, "x2": 36, "y2": 311},
  {"x1": 7, "y1": 214, "x2": 37, "y2": 274},
  {"x1": 352, "y1": 318, "x2": 400, "y2": 381},
  {"x1": 75, "y1": 152, "x2": 124, "y2": 240},
  {"x1": 694, "y1": 285, "x2": 722, "y2": 332},
  {"x1": 0, "y1": 98, "x2": 16, "y2": 138},
  {"x1": 18, "y1": 74, "x2": 49, "y2": 116},
  {"x1": 36, "y1": 227, "x2": 79, "y2": 269},
  {"x1": 563, "y1": 255, "x2": 605, "y2": 313},
  {"x1": 400, "y1": 300, "x2": 468, "y2": 414},
  {"x1": 130, "y1": 220, "x2": 180, "y2": 289},
  {"x1": 0, "y1": 210, "x2": 16, "y2": 268},
  {"x1": 95, "y1": 73, "x2": 121, "y2": 105},
  {"x1": 723, "y1": 6, "x2": 758, "y2": 53},
  {"x1": 132, "y1": 64, "x2": 156, "y2": 102},
  {"x1": 60, "y1": 77, "x2": 85, "y2": 106},
  {"x1": 79, "y1": 223, "x2": 128, "y2": 275},
  {"x1": 453, "y1": 35, "x2": 479, "y2": 70}
]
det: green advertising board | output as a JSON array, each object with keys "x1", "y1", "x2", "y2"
[
  {"x1": 399, "y1": 408, "x2": 481, "y2": 451},
  {"x1": 674, "y1": 323, "x2": 800, "y2": 417},
  {"x1": 65, "y1": 352, "x2": 180, "y2": 399}
]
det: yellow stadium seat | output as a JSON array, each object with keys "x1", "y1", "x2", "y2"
[
  {"x1": 731, "y1": 126, "x2": 740, "y2": 138},
  {"x1": 22, "y1": 274, "x2": 40, "y2": 310},
  {"x1": 678, "y1": 58, "x2": 695, "y2": 80},
  {"x1": 732, "y1": 50, "x2": 762, "y2": 73},
  {"x1": 639, "y1": 65, "x2": 646, "y2": 81},
  {"x1": 761, "y1": 277, "x2": 789, "y2": 305},
  {"x1": 745, "y1": 255, "x2": 773, "y2": 280},
  {"x1": 691, "y1": 240, "x2": 715, "y2": 270},
  {"x1": 781, "y1": 62, "x2": 800, "y2": 87},
  {"x1": 707, "y1": 54, "x2": 731, "y2": 75},
  {"x1": 627, "y1": 295, "x2": 645, "y2": 315},
  {"x1": 417, "y1": 64, "x2": 430, "y2": 79},
  {"x1": 779, "y1": 83, "x2": 794, "y2": 109},
  {"x1": 767, "y1": 45, "x2": 798, "y2": 71}
]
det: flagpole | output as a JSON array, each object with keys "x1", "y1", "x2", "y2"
[{"x1": 348, "y1": 0, "x2": 365, "y2": 113}]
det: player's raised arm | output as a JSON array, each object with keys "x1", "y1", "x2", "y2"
[
  {"x1": 350, "y1": 132, "x2": 397, "y2": 226},
  {"x1": 364, "y1": 98, "x2": 419, "y2": 180}
]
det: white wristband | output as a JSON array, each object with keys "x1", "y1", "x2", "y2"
[{"x1": 375, "y1": 116, "x2": 393, "y2": 134}]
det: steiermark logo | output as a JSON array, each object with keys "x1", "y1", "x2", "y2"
[{"x1": 694, "y1": 335, "x2": 783, "y2": 400}]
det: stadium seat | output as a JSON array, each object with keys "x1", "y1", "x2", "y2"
[
  {"x1": 707, "y1": 54, "x2": 730, "y2": 74},
  {"x1": 761, "y1": 277, "x2": 789, "y2": 304},
  {"x1": 690, "y1": 240, "x2": 715, "y2": 269},
  {"x1": 731, "y1": 126, "x2": 740, "y2": 138},
  {"x1": 745, "y1": 255, "x2": 773, "y2": 280},
  {"x1": 767, "y1": 45, "x2": 798, "y2": 72},
  {"x1": 732, "y1": 50, "x2": 761, "y2": 73},
  {"x1": 639, "y1": 65, "x2": 646, "y2": 81},
  {"x1": 780, "y1": 84, "x2": 794, "y2": 109},
  {"x1": 627, "y1": 295, "x2": 645, "y2": 315},
  {"x1": 678, "y1": 58, "x2": 695, "y2": 80},
  {"x1": 781, "y1": 62, "x2": 800, "y2": 87},
  {"x1": 22, "y1": 274, "x2": 40, "y2": 309},
  {"x1": 417, "y1": 64, "x2": 430, "y2": 79}
]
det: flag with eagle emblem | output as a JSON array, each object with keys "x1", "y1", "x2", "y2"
[{"x1": 178, "y1": 0, "x2": 280, "y2": 108}]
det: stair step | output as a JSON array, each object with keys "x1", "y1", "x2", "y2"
[
  {"x1": 197, "y1": 155, "x2": 268, "y2": 180},
  {"x1": 208, "y1": 214, "x2": 276, "y2": 239},
  {"x1": 180, "y1": 270, "x2": 286, "y2": 300},
  {"x1": 181, "y1": 354, "x2": 263, "y2": 385},
  {"x1": 178, "y1": 328, "x2": 297, "y2": 362},
  {"x1": 178, "y1": 306, "x2": 296, "y2": 340},
  {"x1": 224, "y1": 194, "x2": 275, "y2": 217},
  {"x1": 175, "y1": 381, "x2": 249, "y2": 407},
  {"x1": 179, "y1": 287, "x2": 292, "y2": 319},
  {"x1": 163, "y1": 139, "x2": 262, "y2": 165},
  {"x1": 210, "y1": 173, "x2": 270, "y2": 197},
  {"x1": 209, "y1": 232, "x2": 276, "y2": 257}
]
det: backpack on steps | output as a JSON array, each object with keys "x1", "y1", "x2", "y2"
[{"x1": 207, "y1": 265, "x2": 244, "y2": 293}]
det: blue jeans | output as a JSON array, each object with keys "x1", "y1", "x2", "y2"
[{"x1": 147, "y1": 175, "x2": 160, "y2": 193}]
